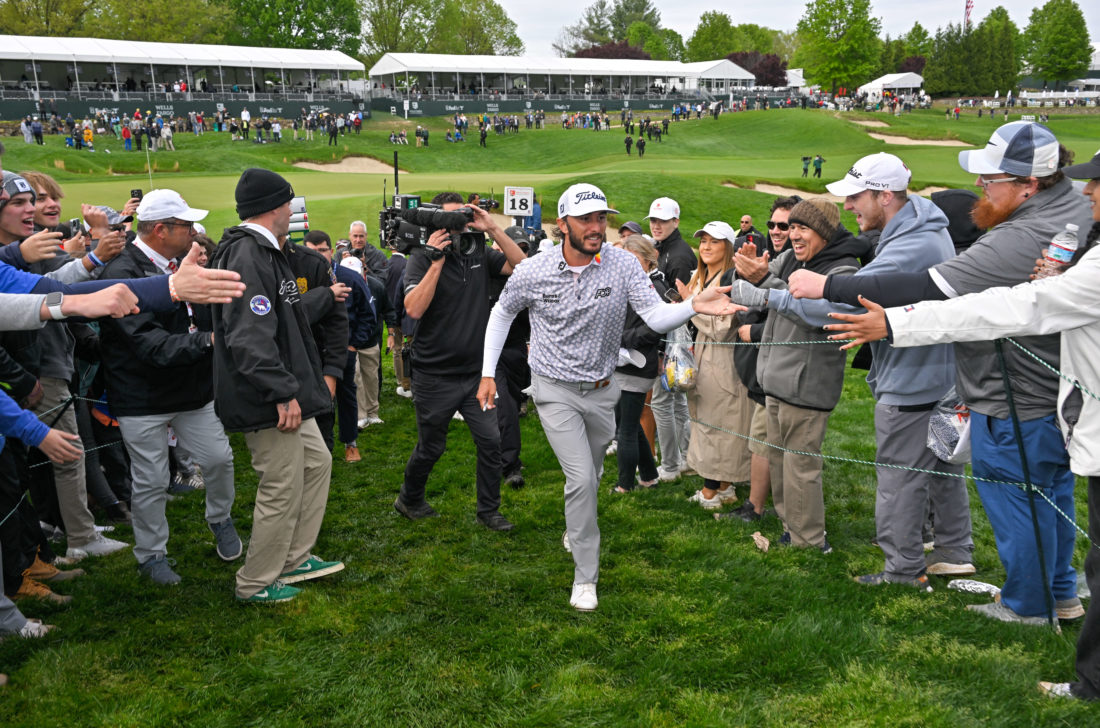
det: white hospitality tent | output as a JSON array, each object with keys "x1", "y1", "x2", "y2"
[
  {"x1": 368, "y1": 53, "x2": 754, "y2": 97},
  {"x1": 0, "y1": 35, "x2": 364, "y2": 96},
  {"x1": 857, "y1": 72, "x2": 924, "y2": 98}
]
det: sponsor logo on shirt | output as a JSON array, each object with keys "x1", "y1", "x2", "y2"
[
  {"x1": 594, "y1": 287, "x2": 611, "y2": 299},
  {"x1": 541, "y1": 293, "x2": 561, "y2": 303}
]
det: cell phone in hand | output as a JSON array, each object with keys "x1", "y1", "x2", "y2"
[
  {"x1": 68, "y1": 218, "x2": 82, "y2": 236},
  {"x1": 131, "y1": 189, "x2": 143, "y2": 201}
]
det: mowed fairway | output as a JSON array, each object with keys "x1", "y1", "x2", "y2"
[{"x1": 0, "y1": 109, "x2": 1097, "y2": 726}]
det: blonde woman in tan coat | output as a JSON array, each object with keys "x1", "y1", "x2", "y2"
[{"x1": 684, "y1": 221, "x2": 753, "y2": 509}]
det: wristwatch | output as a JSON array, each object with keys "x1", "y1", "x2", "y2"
[{"x1": 46, "y1": 291, "x2": 66, "y2": 320}]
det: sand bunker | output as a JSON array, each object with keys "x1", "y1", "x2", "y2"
[
  {"x1": 851, "y1": 120, "x2": 891, "y2": 128},
  {"x1": 293, "y1": 156, "x2": 398, "y2": 173},
  {"x1": 868, "y1": 132, "x2": 971, "y2": 147},
  {"x1": 723, "y1": 182, "x2": 951, "y2": 203}
]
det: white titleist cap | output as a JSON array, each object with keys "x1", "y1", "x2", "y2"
[
  {"x1": 826, "y1": 153, "x2": 912, "y2": 197},
  {"x1": 557, "y1": 183, "x2": 619, "y2": 218},
  {"x1": 958, "y1": 121, "x2": 1060, "y2": 177},
  {"x1": 340, "y1": 255, "x2": 363, "y2": 274},
  {"x1": 647, "y1": 197, "x2": 680, "y2": 220},
  {"x1": 136, "y1": 189, "x2": 208, "y2": 222},
  {"x1": 693, "y1": 221, "x2": 737, "y2": 242}
]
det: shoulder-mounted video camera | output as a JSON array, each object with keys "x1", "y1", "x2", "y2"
[{"x1": 378, "y1": 194, "x2": 485, "y2": 257}]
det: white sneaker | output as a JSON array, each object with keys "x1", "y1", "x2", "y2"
[
  {"x1": 687, "y1": 490, "x2": 723, "y2": 510},
  {"x1": 570, "y1": 582, "x2": 598, "y2": 611},
  {"x1": 17, "y1": 619, "x2": 56, "y2": 638},
  {"x1": 396, "y1": 386, "x2": 412, "y2": 399},
  {"x1": 357, "y1": 418, "x2": 369, "y2": 428},
  {"x1": 67, "y1": 533, "x2": 128, "y2": 560},
  {"x1": 452, "y1": 411, "x2": 464, "y2": 421},
  {"x1": 657, "y1": 466, "x2": 680, "y2": 482},
  {"x1": 716, "y1": 486, "x2": 739, "y2": 504},
  {"x1": 605, "y1": 440, "x2": 617, "y2": 456},
  {"x1": 562, "y1": 530, "x2": 571, "y2": 553},
  {"x1": 367, "y1": 417, "x2": 384, "y2": 425}
]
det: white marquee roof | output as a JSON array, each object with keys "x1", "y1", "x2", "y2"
[
  {"x1": 859, "y1": 72, "x2": 924, "y2": 93},
  {"x1": 0, "y1": 35, "x2": 364, "y2": 71},
  {"x1": 369, "y1": 53, "x2": 753, "y2": 80}
]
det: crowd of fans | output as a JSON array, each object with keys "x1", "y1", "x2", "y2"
[{"x1": 1, "y1": 119, "x2": 1099, "y2": 702}]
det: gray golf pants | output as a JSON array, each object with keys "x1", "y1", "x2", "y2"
[
  {"x1": 650, "y1": 381, "x2": 690, "y2": 471},
  {"x1": 874, "y1": 403, "x2": 972, "y2": 578},
  {"x1": 118, "y1": 402, "x2": 235, "y2": 564},
  {"x1": 532, "y1": 374, "x2": 619, "y2": 585}
]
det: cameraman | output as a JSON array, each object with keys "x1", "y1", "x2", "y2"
[{"x1": 395, "y1": 193, "x2": 526, "y2": 531}]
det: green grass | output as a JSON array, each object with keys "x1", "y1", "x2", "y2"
[{"x1": 1, "y1": 108, "x2": 1097, "y2": 725}]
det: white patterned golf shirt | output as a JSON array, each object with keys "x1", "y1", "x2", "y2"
[{"x1": 485, "y1": 242, "x2": 694, "y2": 382}]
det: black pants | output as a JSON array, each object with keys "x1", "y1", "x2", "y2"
[
  {"x1": 615, "y1": 389, "x2": 658, "y2": 490},
  {"x1": 336, "y1": 349, "x2": 359, "y2": 446},
  {"x1": 495, "y1": 347, "x2": 529, "y2": 475},
  {"x1": 0, "y1": 444, "x2": 49, "y2": 595},
  {"x1": 401, "y1": 370, "x2": 501, "y2": 516},
  {"x1": 88, "y1": 414, "x2": 131, "y2": 503},
  {"x1": 1073, "y1": 475, "x2": 1100, "y2": 699}
]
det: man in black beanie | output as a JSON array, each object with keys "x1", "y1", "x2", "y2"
[{"x1": 209, "y1": 167, "x2": 344, "y2": 604}]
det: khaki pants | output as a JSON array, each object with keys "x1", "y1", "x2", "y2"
[
  {"x1": 353, "y1": 345, "x2": 381, "y2": 420},
  {"x1": 236, "y1": 418, "x2": 331, "y2": 598},
  {"x1": 392, "y1": 328, "x2": 411, "y2": 390},
  {"x1": 765, "y1": 396, "x2": 831, "y2": 548},
  {"x1": 32, "y1": 377, "x2": 97, "y2": 547}
]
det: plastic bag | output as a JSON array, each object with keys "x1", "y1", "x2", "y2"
[
  {"x1": 660, "y1": 325, "x2": 696, "y2": 392},
  {"x1": 927, "y1": 387, "x2": 971, "y2": 464}
]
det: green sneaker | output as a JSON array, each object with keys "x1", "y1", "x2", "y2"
[
  {"x1": 279, "y1": 555, "x2": 345, "y2": 584},
  {"x1": 237, "y1": 580, "x2": 300, "y2": 604}
]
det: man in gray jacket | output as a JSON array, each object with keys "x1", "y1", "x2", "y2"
[{"x1": 742, "y1": 153, "x2": 974, "y2": 588}]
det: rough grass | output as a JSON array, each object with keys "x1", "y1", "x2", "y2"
[{"x1": 1, "y1": 107, "x2": 1097, "y2": 725}]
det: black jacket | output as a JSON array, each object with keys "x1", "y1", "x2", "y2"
[
  {"x1": 209, "y1": 226, "x2": 331, "y2": 432},
  {"x1": 285, "y1": 243, "x2": 348, "y2": 381},
  {"x1": 616, "y1": 270, "x2": 668, "y2": 380},
  {"x1": 364, "y1": 272, "x2": 395, "y2": 344},
  {"x1": 655, "y1": 228, "x2": 697, "y2": 286},
  {"x1": 98, "y1": 242, "x2": 214, "y2": 416}
]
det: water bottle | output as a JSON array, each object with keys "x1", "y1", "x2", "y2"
[{"x1": 1036, "y1": 224, "x2": 1079, "y2": 279}]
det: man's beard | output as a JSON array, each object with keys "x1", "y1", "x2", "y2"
[
  {"x1": 971, "y1": 197, "x2": 1020, "y2": 229},
  {"x1": 566, "y1": 226, "x2": 604, "y2": 257}
]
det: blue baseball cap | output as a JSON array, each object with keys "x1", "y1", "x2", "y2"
[{"x1": 958, "y1": 122, "x2": 1060, "y2": 178}]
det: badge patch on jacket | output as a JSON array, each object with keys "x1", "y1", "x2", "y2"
[
  {"x1": 296, "y1": 277, "x2": 309, "y2": 293},
  {"x1": 249, "y1": 295, "x2": 272, "y2": 315}
]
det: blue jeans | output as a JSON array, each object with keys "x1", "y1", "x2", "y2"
[{"x1": 970, "y1": 411, "x2": 1077, "y2": 617}]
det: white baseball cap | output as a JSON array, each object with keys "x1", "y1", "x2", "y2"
[
  {"x1": 340, "y1": 255, "x2": 363, "y2": 274},
  {"x1": 826, "y1": 153, "x2": 912, "y2": 197},
  {"x1": 958, "y1": 121, "x2": 1060, "y2": 177},
  {"x1": 647, "y1": 197, "x2": 680, "y2": 220},
  {"x1": 136, "y1": 189, "x2": 208, "y2": 222},
  {"x1": 693, "y1": 221, "x2": 737, "y2": 242},
  {"x1": 557, "y1": 183, "x2": 619, "y2": 218}
]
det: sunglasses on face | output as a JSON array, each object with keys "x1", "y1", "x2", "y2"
[{"x1": 766, "y1": 220, "x2": 790, "y2": 231}]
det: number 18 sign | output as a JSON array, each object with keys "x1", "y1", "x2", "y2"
[{"x1": 503, "y1": 186, "x2": 535, "y2": 216}]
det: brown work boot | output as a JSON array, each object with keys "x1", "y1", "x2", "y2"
[
  {"x1": 24, "y1": 555, "x2": 85, "y2": 584},
  {"x1": 14, "y1": 578, "x2": 73, "y2": 606},
  {"x1": 344, "y1": 445, "x2": 361, "y2": 463}
]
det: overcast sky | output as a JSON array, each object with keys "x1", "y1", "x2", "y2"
[{"x1": 507, "y1": 1, "x2": 1100, "y2": 57}]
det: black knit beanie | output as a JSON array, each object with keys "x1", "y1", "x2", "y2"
[
  {"x1": 788, "y1": 198, "x2": 840, "y2": 241},
  {"x1": 235, "y1": 167, "x2": 294, "y2": 220}
]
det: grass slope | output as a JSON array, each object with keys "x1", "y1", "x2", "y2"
[{"x1": 0, "y1": 108, "x2": 1096, "y2": 725}]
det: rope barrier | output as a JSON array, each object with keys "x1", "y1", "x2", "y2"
[{"x1": 0, "y1": 491, "x2": 28, "y2": 527}]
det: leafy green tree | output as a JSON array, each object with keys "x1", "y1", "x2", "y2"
[
  {"x1": 225, "y1": 0, "x2": 362, "y2": 56},
  {"x1": 423, "y1": 0, "x2": 524, "y2": 56},
  {"x1": 0, "y1": 0, "x2": 93, "y2": 35},
  {"x1": 552, "y1": 0, "x2": 613, "y2": 57},
  {"x1": 362, "y1": 0, "x2": 431, "y2": 66},
  {"x1": 771, "y1": 30, "x2": 802, "y2": 62},
  {"x1": 922, "y1": 23, "x2": 977, "y2": 96},
  {"x1": 975, "y1": 6, "x2": 1021, "y2": 95},
  {"x1": 792, "y1": 0, "x2": 882, "y2": 95},
  {"x1": 656, "y1": 28, "x2": 685, "y2": 61},
  {"x1": 92, "y1": 0, "x2": 231, "y2": 44},
  {"x1": 574, "y1": 40, "x2": 650, "y2": 59},
  {"x1": 730, "y1": 23, "x2": 775, "y2": 54},
  {"x1": 609, "y1": 0, "x2": 660, "y2": 40},
  {"x1": 1023, "y1": 0, "x2": 1091, "y2": 88},
  {"x1": 876, "y1": 35, "x2": 907, "y2": 76},
  {"x1": 684, "y1": 11, "x2": 735, "y2": 61},
  {"x1": 903, "y1": 22, "x2": 932, "y2": 58},
  {"x1": 626, "y1": 20, "x2": 656, "y2": 50}
]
